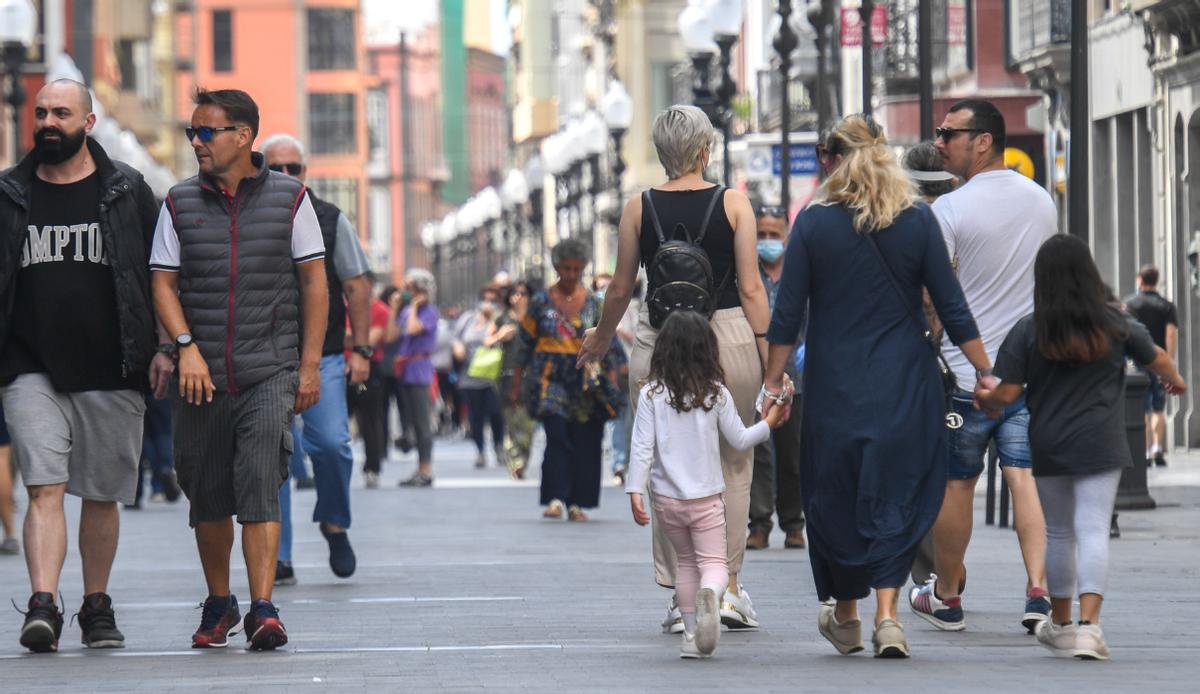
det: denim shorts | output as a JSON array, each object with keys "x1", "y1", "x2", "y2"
[
  {"x1": 946, "y1": 388, "x2": 1032, "y2": 481},
  {"x1": 1144, "y1": 370, "x2": 1166, "y2": 412}
]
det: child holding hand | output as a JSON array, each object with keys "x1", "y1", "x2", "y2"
[
  {"x1": 625, "y1": 311, "x2": 786, "y2": 659},
  {"x1": 976, "y1": 235, "x2": 1186, "y2": 661}
]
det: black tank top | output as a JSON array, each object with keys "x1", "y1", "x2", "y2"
[{"x1": 638, "y1": 186, "x2": 741, "y2": 311}]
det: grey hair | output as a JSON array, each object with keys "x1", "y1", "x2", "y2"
[
  {"x1": 551, "y1": 238, "x2": 591, "y2": 268},
  {"x1": 903, "y1": 141, "x2": 956, "y2": 199},
  {"x1": 259, "y1": 133, "x2": 307, "y2": 162},
  {"x1": 405, "y1": 268, "x2": 436, "y2": 301},
  {"x1": 651, "y1": 105, "x2": 713, "y2": 179}
]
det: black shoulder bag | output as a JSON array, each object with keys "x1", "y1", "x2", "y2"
[{"x1": 863, "y1": 234, "x2": 963, "y2": 430}]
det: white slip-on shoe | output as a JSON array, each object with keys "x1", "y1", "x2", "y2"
[
  {"x1": 1074, "y1": 624, "x2": 1110, "y2": 661},
  {"x1": 1034, "y1": 621, "x2": 1077, "y2": 657},
  {"x1": 720, "y1": 585, "x2": 760, "y2": 630},
  {"x1": 694, "y1": 588, "x2": 720, "y2": 656},
  {"x1": 817, "y1": 601, "x2": 864, "y2": 655},
  {"x1": 680, "y1": 631, "x2": 709, "y2": 659}
]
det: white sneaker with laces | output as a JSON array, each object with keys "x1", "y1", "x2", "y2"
[
  {"x1": 1074, "y1": 623, "x2": 1110, "y2": 660},
  {"x1": 1035, "y1": 621, "x2": 1077, "y2": 657},
  {"x1": 694, "y1": 588, "x2": 720, "y2": 655},
  {"x1": 720, "y1": 585, "x2": 760, "y2": 630},
  {"x1": 679, "y1": 631, "x2": 709, "y2": 659},
  {"x1": 662, "y1": 596, "x2": 684, "y2": 634}
]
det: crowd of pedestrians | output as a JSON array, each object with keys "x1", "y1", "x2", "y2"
[{"x1": 0, "y1": 78, "x2": 1188, "y2": 667}]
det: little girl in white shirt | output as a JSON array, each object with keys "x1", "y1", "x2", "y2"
[{"x1": 625, "y1": 311, "x2": 785, "y2": 659}]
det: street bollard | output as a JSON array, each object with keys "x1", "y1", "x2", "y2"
[{"x1": 1117, "y1": 367, "x2": 1156, "y2": 510}]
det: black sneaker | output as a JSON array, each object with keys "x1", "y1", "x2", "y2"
[
  {"x1": 274, "y1": 560, "x2": 297, "y2": 586},
  {"x1": 1154, "y1": 452, "x2": 1168, "y2": 467},
  {"x1": 76, "y1": 592, "x2": 125, "y2": 648},
  {"x1": 320, "y1": 524, "x2": 356, "y2": 578},
  {"x1": 192, "y1": 594, "x2": 241, "y2": 648},
  {"x1": 244, "y1": 599, "x2": 288, "y2": 651},
  {"x1": 399, "y1": 471, "x2": 433, "y2": 488},
  {"x1": 18, "y1": 592, "x2": 63, "y2": 653},
  {"x1": 155, "y1": 469, "x2": 182, "y2": 502}
]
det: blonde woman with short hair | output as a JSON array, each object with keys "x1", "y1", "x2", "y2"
[
  {"x1": 578, "y1": 104, "x2": 771, "y2": 638},
  {"x1": 760, "y1": 114, "x2": 992, "y2": 658}
]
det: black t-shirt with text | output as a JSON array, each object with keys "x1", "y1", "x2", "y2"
[
  {"x1": 0, "y1": 173, "x2": 136, "y2": 392},
  {"x1": 994, "y1": 311, "x2": 1158, "y2": 477},
  {"x1": 1123, "y1": 290, "x2": 1177, "y2": 349}
]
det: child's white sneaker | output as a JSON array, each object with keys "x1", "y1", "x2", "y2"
[
  {"x1": 662, "y1": 595, "x2": 684, "y2": 634},
  {"x1": 1074, "y1": 623, "x2": 1110, "y2": 661},
  {"x1": 680, "y1": 631, "x2": 709, "y2": 659},
  {"x1": 694, "y1": 588, "x2": 720, "y2": 656},
  {"x1": 1034, "y1": 621, "x2": 1076, "y2": 657}
]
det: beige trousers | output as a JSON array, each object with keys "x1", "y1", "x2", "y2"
[{"x1": 629, "y1": 306, "x2": 762, "y2": 587}]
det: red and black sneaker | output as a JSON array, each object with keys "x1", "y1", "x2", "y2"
[
  {"x1": 18, "y1": 592, "x2": 63, "y2": 653},
  {"x1": 244, "y1": 599, "x2": 288, "y2": 651},
  {"x1": 192, "y1": 594, "x2": 241, "y2": 648}
]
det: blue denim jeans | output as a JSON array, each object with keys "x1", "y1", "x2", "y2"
[
  {"x1": 609, "y1": 403, "x2": 632, "y2": 473},
  {"x1": 946, "y1": 388, "x2": 1033, "y2": 481},
  {"x1": 279, "y1": 354, "x2": 355, "y2": 563}
]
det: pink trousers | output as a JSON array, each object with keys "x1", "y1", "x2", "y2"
[{"x1": 652, "y1": 494, "x2": 729, "y2": 613}]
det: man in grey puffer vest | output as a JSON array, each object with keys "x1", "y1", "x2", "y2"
[{"x1": 150, "y1": 89, "x2": 328, "y2": 651}]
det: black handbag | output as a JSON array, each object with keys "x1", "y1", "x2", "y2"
[{"x1": 863, "y1": 233, "x2": 963, "y2": 430}]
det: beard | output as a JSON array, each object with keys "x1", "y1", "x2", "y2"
[{"x1": 33, "y1": 126, "x2": 88, "y2": 165}]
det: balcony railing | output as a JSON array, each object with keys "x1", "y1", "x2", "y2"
[{"x1": 1010, "y1": 0, "x2": 1071, "y2": 61}]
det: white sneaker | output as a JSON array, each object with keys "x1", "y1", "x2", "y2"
[
  {"x1": 364, "y1": 471, "x2": 379, "y2": 489},
  {"x1": 694, "y1": 588, "x2": 720, "y2": 655},
  {"x1": 679, "y1": 631, "x2": 709, "y2": 659},
  {"x1": 1074, "y1": 623, "x2": 1110, "y2": 660},
  {"x1": 720, "y1": 585, "x2": 760, "y2": 630},
  {"x1": 661, "y1": 595, "x2": 684, "y2": 634},
  {"x1": 1035, "y1": 621, "x2": 1077, "y2": 657}
]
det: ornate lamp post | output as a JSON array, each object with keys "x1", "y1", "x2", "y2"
[
  {"x1": 436, "y1": 212, "x2": 458, "y2": 300},
  {"x1": 524, "y1": 155, "x2": 546, "y2": 282},
  {"x1": 602, "y1": 79, "x2": 633, "y2": 213},
  {"x1": 774, "y1": 0, "x2": 799, "y2": 210},
  {"x1": 477, "y1": 186, "x2": 504, "y2": 279},
  {"x1": 708, "y1": 0, "x2": 744, "y2": 187},
  {"x1": 860, "y1": 0, "x2": 875, "y2": 115},
  {"x1": 806, "y1": 0, "x2": 831, "y2": 136},
  {"x1": 678, "y1": 3, "x2": 719, "y2": 128},
  {"x1": 501, "y1": 169, "x2": 529, "y2": 275},
  {"x1": 0, "y1": 0, "x2": 36, "y2": 161}
]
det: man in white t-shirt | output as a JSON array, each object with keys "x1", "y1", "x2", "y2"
[{"x1": 907, "y1": 99, "x2": 1057, "y2": 635}]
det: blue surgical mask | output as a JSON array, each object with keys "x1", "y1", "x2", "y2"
[{"x1": 757, "y1": 240, "x2": 785, "y2": 263}]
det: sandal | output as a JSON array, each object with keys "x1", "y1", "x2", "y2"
[
  {"x1": 567, "y1": 505, "x2": 588, "y2": 522},
  {"x1": 543, "y1": 500, "x2": 564, "y2": 519}
]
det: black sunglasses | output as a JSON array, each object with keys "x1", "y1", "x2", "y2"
[
  {"x1": 185, "y1": 125, "x2": 243, "y2": 143},
  {"x1": 935, "y1": 127, "x2": 983, "y2": 142},
  {"x1": 269, "y1": 163, "x2": 304, "y2": 175},
  {"x1": 756, "y1": 205, "x2": 786, "y2": 219}
]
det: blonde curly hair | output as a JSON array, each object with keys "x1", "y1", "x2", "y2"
[{"x1": 812, "y1": 114, "x2": 915, "y2": 234}]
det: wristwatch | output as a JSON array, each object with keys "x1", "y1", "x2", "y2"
[
  {"x1": 175, "y1": 332, "x2": 194, "y2": 350},
  {"x1": 352, "y1": 345, "x2": 374, "y2": 359}
]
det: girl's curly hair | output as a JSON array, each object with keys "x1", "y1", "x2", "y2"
[{"x1": 646, "y1": 311, "x2": 725, "y2": 413}]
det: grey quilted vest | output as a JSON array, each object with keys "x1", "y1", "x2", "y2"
[{"x1": 165, "y1": 153, "x2": 307, "y2": 392}]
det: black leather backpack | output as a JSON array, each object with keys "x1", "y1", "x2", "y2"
[{"x1": 642, "y1": 186, "x2": 732, "y2": 329}]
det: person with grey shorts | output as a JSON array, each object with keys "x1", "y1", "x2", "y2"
[
  {"x1": 0, "y1": 79, "x2": 168, "y2": 653},
  {"x1": 150, "y1": 88, "x2": 328, "y2": 651}
]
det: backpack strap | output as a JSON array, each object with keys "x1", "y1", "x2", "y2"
[
  {"x1": 693, "y1": 186, "x2": 727, "y2": 246},
  {"x1": 641, "y1": 190, "x2": 668, "y2": 244}
]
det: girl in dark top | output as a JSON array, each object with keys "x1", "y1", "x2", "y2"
[{"x1": 977, "y1": 234, "x2": 1185, "y2": 661}]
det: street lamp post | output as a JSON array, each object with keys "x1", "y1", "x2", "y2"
[
  {"x1": 918, "y1": 0, "x2": 934, "y2": 140},
  {"x1": 709, "y1": 0, "x2": 745, "y2": 187},
  {"x1": 860, "y1": 0, "x2": 875, "y2": 115},
  {"x1": 774, "y1": 0, "x2": 799, "y2": 210},
  {"x1": 0, "y1": 0, "x2": 37, "y2": 161},
  {"x1": 602, "y1": 79, "x2": 633, "y2": 213},
  {"x1": 807, "y1": 1, "x2": 830, "y2": 136},
  {"x1": 679, "y1": 3, "x2": 720, "y2": 129}
]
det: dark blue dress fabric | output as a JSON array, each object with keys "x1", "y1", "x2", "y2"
[{"x1": 766, "y1": 202, "x2": 979, "y2": 601}]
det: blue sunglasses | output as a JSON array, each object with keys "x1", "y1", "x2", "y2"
[{"x1": 185, "y1": 125, "x2": 242, "y2": 143}]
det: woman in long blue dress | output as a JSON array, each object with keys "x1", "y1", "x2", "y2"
[{"x1": 762, "y1": 114, "x2": 992, "y2": 658}]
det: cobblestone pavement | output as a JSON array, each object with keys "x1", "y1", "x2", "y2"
[{"x1": 1, "y1": 434, "x2": 1197, "y2": 692}]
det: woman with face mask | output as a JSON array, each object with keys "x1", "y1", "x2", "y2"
[{"x1": 454, "y1": 286, "x2": 507, "y2": 469}]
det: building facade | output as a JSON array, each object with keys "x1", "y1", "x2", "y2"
[{"x1": 173, "y1": 0, "x2": 371, "y2": 245}]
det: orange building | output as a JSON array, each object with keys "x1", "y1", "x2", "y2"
[{"x1": 172, "y1": 0, "x2": 371, "y2": 233}]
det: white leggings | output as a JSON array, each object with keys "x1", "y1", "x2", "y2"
[{"x1": 1035, "y1": 468, "x2": 1123, "y2": 599}]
